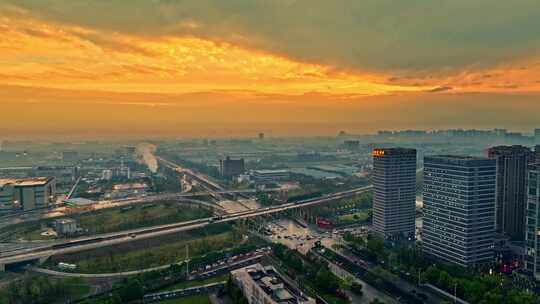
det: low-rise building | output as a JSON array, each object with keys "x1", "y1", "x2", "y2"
[
  {"x1": 54, "y1": 218, "x2": 78, "y2": 236},
  {"x1": 102, "y1": 169, "x2": 113, "y2": 181},
  {"x1": 107, "y1": 182, "x2": 148, "y2": 199},
  {"x1": 232, "y1": 263, "x2": 315, "y2": 304},
  {"x1": 0, "y1": 165, "x2": 75, "y2": 194},
  {"x1": 113, "y1": 166, "x2": 131, "y2": 179},
  {"x1": 0, "y1": 182, "x2": 15, "y2": 215},
  {"x1": 251, "y1": 170, "x2": 289, "y2": 184},
  {"x1": 0, "y1": 177, "x2": 56, "y2": 213}
]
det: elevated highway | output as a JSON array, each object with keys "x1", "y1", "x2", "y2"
[
  {"x1": 157, "y1": 157, "x2": 225, "y2": 201},
  {"x1": 0, "y1": 185, "x2": 372, "y2": 271}
]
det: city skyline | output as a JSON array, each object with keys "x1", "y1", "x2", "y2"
[{"x1": 1, "y1": 1, "x2": 540, "y2": 137}]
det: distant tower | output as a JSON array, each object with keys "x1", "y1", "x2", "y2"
[
  {"x1": 258, "y1": 133, "x2": 265, "y2": 140},
  {"x1": 372, "y1": 148, "x2": 417, "y2": 239},
  {"x1": 423, "y1": 155, "x2": 496, "y2": 267}
]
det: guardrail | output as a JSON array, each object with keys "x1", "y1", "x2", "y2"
[{"x1": 143, "y1": 282, "x2": 225, "y2": 302}]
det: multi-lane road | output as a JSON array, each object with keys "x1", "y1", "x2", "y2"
[
  {"x1": 0, "y1": 185, "x2": 372, "y2": 270},
  {"x1": 1, "y1": 156, "x2": 372, "y2": 270},
  {"x1": 157, "y1": 156, "x2": 225, "y2": 200}
]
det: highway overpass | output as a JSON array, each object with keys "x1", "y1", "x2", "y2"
[
  {"x1": 156, "y1": 156, "x2": 226, "y2": 200},
  {"x1": 0, "y1": 185, "x2": 372, "y2": 271}
]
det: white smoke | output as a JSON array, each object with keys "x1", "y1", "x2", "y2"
[{"x1": 136, "y1": 143, "x2": 158, "y2": 173}]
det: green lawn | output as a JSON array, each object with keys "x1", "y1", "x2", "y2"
[
  {"x1": 77, "y1": 201, "x2": 212, "y2": 234},
  {"x1": 63, "y1": 278, "x2": 91, "y2": 301},
  {"x1": 162, "y1": 274, "x2": 228, "y2": 291},
  {"x1": 337, "y1": 210, "x2": 370, "y2": 224},
  {"x1": 0, "y1": 201, "x2": 212, "y2": 242},
  {"x1": 65, "y1": 225, "x2": 237, "y2": 273},
  {"x1": 159, "y1": 295, "x2": 211, "y2": 304}
]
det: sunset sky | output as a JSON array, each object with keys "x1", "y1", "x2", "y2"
[{"x1": 1, "y1": 1, "x2": 540, "y2": 138}]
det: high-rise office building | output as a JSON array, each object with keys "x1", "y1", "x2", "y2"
[
  {"x1": 525, "y1": 163, "x2": 540, "y2": 280},
  {"x1": 372, "y1": 148, "x2": 417, "y2": 239},
  {"x1": 535, "y1": 145, "x2": 540, "y2": 163},
  {"x1": 220, "y1": 156, "x2": 245, "y2": 178},
  {"x1": 423, "y1": 155, "x2": 496, "y2": 267},
  {"x1": 488, "y1": 145, "x2": 534, "y2": 241},
  {"x1": 535, "y1": 128, "x2": 540, "y2": 144}
]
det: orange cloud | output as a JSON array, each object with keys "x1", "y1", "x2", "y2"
[
  {"x1": 3, "y1": 9, "x2": 540, "y2": 99},
  {"x1": 0, "y1": 13, "x2": 433, "y2": 97},
  {"x1": 2, "y1": 5, "x2": 540, "y2": 139}
]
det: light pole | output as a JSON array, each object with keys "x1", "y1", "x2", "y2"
[{"x1": 186, "y1": 244, "x2": 189, "y2": 279}]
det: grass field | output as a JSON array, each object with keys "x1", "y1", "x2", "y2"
[
  {"x1": 159, "y1": 295, "x2": 210, "y2": 304},
  {"x1": 337, "y1": 210, "x2": 370, "y2": 224},
  {"x1": 77, "y1": 201, "x2": 211, "y2": 234},
  {"x1": 69, "y1": 225, "x2": 238, "y2": 273},
  {"x1": 62, "y1": 278, "x2": 91, "y2": 301},
  {"x1": 0, "y1": 201, "x2": 212, "y2": 242}
]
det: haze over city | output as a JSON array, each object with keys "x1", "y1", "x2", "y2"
[
  {"x1": 2, "y1": 2, "x2": 540, "y2": 304},
  {"x1": 2, "y1": 1, "x2": 540, "y2": 138}
]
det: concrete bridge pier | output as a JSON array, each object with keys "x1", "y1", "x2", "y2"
[{"x1": 39, "y1": 256, "x2": 49, "y2": 265}]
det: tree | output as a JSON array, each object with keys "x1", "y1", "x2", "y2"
[
  {"x1": 350, "y1": 281, "x2": 363, "y2": 295},
  {"x1": 4, "y1": 275, "x2": 70, "y2": 304},
  {"x1": 461, "y1": 279, "x2": 485, "y2": 303},
  {"x1": 169, "y1": 262, "x2": 183, "y2": 274},
  {"x1": 256, "y1": 193, "x2": 275, "y2": 206},
  {"x1": 117, "y1": 279, "x2": 143, "y2": 302},
  {"x1": 421, "y1": 265, "x2": 440, "y2": 284},
  {"x1": 480, "y1": 290, "x2": 503, "y2": 304},
  {"x1": 366, "y1": 235, "x2": 385, "y2": 260},
  {"x1": 506, "y1": 289, "x2": 536, "y2": 304},
  {"x1": 315, "y1": 267, "x2": 340, "y2": 293},
  {"x1": 226, "y1": 275, "x2": 248, "y2": 304}
]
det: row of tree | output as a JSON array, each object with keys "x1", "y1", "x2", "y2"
[
  {"x1": 3, "y1": 275, "x2": 73, "y2": 304},
  {"x1": 342, "y1": 233, "x2": 539, "y2": 304},
  {"x1": 272, "y1": 244, "x2": 346, "y2": 299}
]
